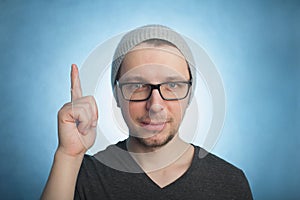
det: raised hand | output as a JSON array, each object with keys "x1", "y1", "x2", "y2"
[
  {"x1": 41, "y1": 64, "x2": 98, "y2": 199},
  {"x1": 57, "y1": 64, "x2": 98, "y2": 157}
]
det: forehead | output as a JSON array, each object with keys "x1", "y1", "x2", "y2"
[{"x1": 119, "y1": 43, "x2": 190, "y2": 82}]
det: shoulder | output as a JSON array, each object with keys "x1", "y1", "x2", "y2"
[
  {"x1": 193, "y1": 146, "x2": 251, "y2": 196},
  {"x1": 76, "y1": 141, "x2": 129, "y2": 191},
  {"x1": 190, "y1": 145, "x2": 253, "y2": 198},
  {"x1": 192, "y1": 145, "x2": 243, "y2": 174},
  {"x1": 80, "y1": 140, "x2": 126, "y2": 169},
  {"x1": 79, "y1": 140, "x2": 142, "y2": 174}
]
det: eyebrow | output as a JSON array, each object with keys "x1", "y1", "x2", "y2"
[
  {"x1": 120, "y1": 76, "x2": 145, "y2": 82},
  {"x1": 164, "y1": 76, "x2": 189, "y2": 81}
]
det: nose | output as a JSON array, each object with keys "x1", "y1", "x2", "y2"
[{"x1": 146, "y1": 89, "x2": 165, "y2": 113}]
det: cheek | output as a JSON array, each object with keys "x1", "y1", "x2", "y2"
[
  {"x1": 120, "y1": 101, "x2": 145, "y2": 122},
  {"x1": 169, "y1": 101, "x2": 188, "y2": 121},
  {"x1": 128, "y1": 103, "x2": 142, "y2": 118}
]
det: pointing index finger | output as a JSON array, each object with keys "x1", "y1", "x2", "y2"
[{"x1": 71, "y1": 64, "x2": 83, "y2": 101}]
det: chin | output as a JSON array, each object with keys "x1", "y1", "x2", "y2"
[{"x1": 134, "y1": 132, "x2": 175, "y2": 148}]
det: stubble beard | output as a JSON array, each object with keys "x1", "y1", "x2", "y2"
[{"x1": 132, "y1": 126, "x2": 178, "y2": 148}]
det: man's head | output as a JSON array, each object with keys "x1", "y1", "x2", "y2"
[{"x1": 111, "y1": 25, "x2": 196, "y2": 148}]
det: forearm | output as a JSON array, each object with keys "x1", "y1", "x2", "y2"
[{"x1": 41, "y1": 150, "x2": 84, "y2": 200}]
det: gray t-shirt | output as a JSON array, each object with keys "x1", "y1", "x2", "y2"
[{"x1": 75, "y1": 140, "x2": 253, "y2": 200}]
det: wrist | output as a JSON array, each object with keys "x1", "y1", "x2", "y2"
[{"x1": 55, "y1": 147, "x2": 85, "y2": 164}]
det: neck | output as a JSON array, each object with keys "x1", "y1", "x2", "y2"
[{"x1": 126, "y1": 134, "x2": 193, "y2": 173}]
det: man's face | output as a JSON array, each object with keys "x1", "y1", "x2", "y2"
[{"x1": 116, "y1": 43, "x2": 191, "y2": 148}]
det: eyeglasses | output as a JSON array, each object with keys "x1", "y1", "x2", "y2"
[{"x1": 116, "y1": 80, "x2": 192, "y2": 101}]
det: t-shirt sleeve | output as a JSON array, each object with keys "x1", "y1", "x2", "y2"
[{"x1": 238, "y1": 170, "x2": 253, "y2": 199}]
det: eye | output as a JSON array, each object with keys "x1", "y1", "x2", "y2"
[
  {"x1": 132, "y1": 83, "x2": 144, "y2": 89},
  {"x1": 127, "y1": 83, "x2": 148, "y2": 92},
  {"x1": 167, "y1": 82, "x2": 178, "y2": 88}
]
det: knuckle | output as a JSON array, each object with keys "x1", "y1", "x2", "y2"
[
  {"x1": 87, "y1": 95, "x2": 96, "y2": 103},
  {"x1": 58, "y1": 102, "x2": 71, "y2": 116},
  {"x1": 86, "y1": 95, "x2": 94, "y2": 100}
]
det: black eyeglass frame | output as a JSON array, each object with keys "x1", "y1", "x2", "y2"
[{"x1": 116, "y1": 80, "x2": 192, "y2": 102}]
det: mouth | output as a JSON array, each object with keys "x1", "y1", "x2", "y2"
[{"x1": 139, "y1": 121, "x2": 167, "y2": 131}]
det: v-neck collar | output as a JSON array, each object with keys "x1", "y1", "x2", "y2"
[
  {"x1": 121, "y1": 142, "x2": 198, "y2": 189},
  {"x1": 145, "y1": 145, "x2": 197, "y2": 189}
]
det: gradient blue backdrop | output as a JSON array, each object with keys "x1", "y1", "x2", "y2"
[{"x1": 0, "y1": 0, "x2": 299, "y2": 199}]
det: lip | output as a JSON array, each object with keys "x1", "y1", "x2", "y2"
[{"x1": 139, "y1": 121, "x2": 167, "y2": 131}]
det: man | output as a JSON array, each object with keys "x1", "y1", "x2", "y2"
[{"x1": 42, "y1": 25, "x2": 253, "y2": 199}]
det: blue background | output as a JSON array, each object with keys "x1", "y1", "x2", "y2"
[{"x1": 0, "y1": 0, "x2": 299, "y2": 199}]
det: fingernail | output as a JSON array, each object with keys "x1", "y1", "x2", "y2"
[{"x1": 71, "y1": 64, "x2": 77, "y2": 71}]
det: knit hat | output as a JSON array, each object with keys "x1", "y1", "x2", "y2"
[{"x1": 111, "y1": 24, "x2": 196, "y2": 99}]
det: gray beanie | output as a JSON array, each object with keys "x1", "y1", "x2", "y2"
[{"x1": 111, "y1": 24, "x2": 196, "y2": 98}]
